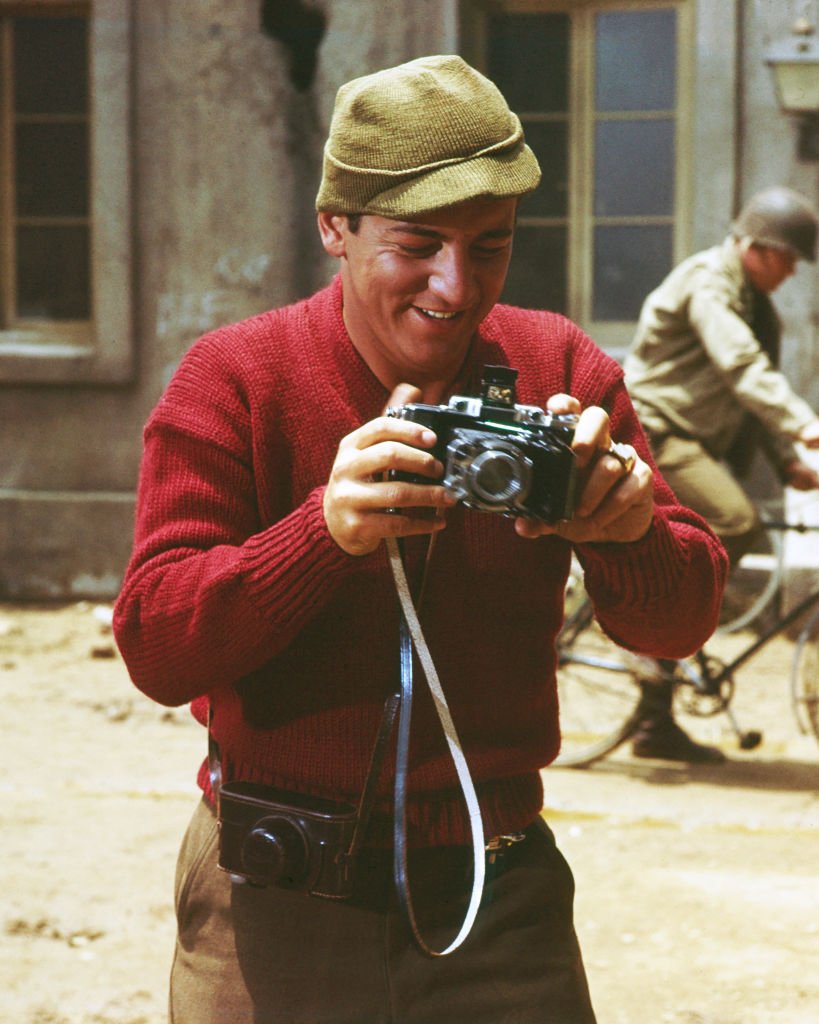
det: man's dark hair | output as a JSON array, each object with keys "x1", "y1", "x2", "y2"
[{"x1": 347, "y1": 214, "x2": 361, "y2": 233}]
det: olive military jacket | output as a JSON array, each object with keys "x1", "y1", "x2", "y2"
[{"x1": 624, "y1": 238, "x2": 815, "y2": 475}]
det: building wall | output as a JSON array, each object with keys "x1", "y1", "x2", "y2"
[
  {"x1": 0, "y1": 0, "x2": 816, "y2": 600},
  {"x1": 719, "y1": 0, "x2": 819, "y2": 606},
  {"x1": 0, "y1": 0, "x2": 456, "y2": 599},
  {"x1": 740, "y1": 1, "x2": 819, "y2": 410}
]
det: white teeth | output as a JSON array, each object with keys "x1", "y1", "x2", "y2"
[{"x1": 420, "y1": 308, "x2": 458, "y2": 320}]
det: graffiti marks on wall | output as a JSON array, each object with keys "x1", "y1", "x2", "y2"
[{"x1": 157, "y1": 250, "x2": 274, "y2": 348}]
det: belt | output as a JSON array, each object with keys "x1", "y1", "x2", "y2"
[
  {"x1": 485, "y1": 831, "x2": 526, "y2": 865},
  {"x1": 358, "y1": 827, "x2": 529, "y2": 872},
  {"x1": 346, "y1": 825, "x2": 532, "y2": 915}
]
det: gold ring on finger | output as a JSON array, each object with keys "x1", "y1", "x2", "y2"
[{"x1": 607, "y1": 441, "x2": 636, "y2": 476}]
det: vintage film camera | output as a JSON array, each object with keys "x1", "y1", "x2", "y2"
[
  {"x1": 390, "y1": 365, "x2": 578, "y2": 523},
  {"x1": 217, "y1": 779, "x2": 359, "y2": 898}
]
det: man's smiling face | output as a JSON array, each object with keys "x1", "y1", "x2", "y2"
[{"x1": 318, "y1": 197, "x2": 517, "y2": 397}]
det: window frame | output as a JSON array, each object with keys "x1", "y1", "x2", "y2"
[
  {"x1": 0, "y1": 0, "x2": 133, "y2": 384},
  {"x1": 578, "y1": 0, "x2": 693, "y2": 348},
  {"x1": 462, "y1": 0, "x2": 706, "y2": 353}
]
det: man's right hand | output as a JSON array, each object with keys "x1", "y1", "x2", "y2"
[
  {"x1": 323, "y1": 384, "x2": 458, "y2": 556},
  {"x1": 798, "y1": 419, "x2": 819, "y2": 449}
]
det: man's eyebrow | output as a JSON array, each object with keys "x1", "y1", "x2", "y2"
[
  {"x1": 385, "y1": 225, "x2": 443, "y2": 239},
  {"x1": 385, "y1": 224, "x2": 514, "y2": 240}
]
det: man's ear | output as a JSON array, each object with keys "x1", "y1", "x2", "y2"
[{"x1": 317, "y1": 212, "x2": 347, "y2": 257}]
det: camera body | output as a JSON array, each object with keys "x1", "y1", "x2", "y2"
[
  {"x1": 217, "y1": 780, "x2": 358, "y2": 899},
  {"x1": 390, "y1": 366, "x2": 577, "y2": 523}
]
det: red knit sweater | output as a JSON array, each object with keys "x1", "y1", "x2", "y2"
[{"x1": 113, "y1": 276, "x2": 726, "y2": 844}]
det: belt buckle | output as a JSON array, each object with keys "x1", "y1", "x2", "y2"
[{"x1": 485, "y1": 831, "x2": 525, "y2": 865}]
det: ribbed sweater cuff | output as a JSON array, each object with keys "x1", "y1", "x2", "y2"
[{"x1": 576, "y1": 514, "x2": 685, "y2": 611}]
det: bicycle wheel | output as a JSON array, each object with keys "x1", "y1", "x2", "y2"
[
  {"x1": 554, "y1": 592, "x2": 644, "y2": 768},
  {"x1": 791, "y1": 606, "x2": 819, "y2": 744},
  {"x1": 718, "y1": 524, "x2": 784, "y2": 634}
]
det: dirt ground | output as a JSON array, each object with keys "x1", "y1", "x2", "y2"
[{"x1": 1, "y1": 602, "x2": 817, "y2": 1024}]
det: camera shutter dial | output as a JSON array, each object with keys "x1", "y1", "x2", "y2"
[{"x1": 242, "y1": 815, "x2": 309, "y2": 885}]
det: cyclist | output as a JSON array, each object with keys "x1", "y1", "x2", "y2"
[{"x1": 624, "y1": 186, "x2": 819, "y2": 763}]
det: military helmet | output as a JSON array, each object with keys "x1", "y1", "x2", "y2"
[{"x1": 732, "y1": 186, "x2": 818, "y2": 262}]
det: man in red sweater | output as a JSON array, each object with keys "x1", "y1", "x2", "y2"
[{"x1": 114, "y1": 55, "x2": 726, "y2": 1024}]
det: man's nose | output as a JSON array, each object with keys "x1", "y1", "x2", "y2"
[{"x1": 428, "y1": 247, "x2": 478, "y2": 306}]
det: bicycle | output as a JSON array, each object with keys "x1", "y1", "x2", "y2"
[
  {"x1": 555, "y1": 510, "x2": 819, "y2": 768},
  {"x1": 713, "y1": 499, "x2": 786, "y2": 634}
]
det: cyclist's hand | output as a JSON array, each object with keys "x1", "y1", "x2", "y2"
[
  {"x1": 515, "y1": 396, "x2": 654, "y2": 544},
  {"x1": 784, "y1": 458, "x2": 819, "y2": 491},
  {"x1": 797, "y1": 419, "x2": 819, "y2": 449},
  {"x1": 323, "y1": 383, "x2": 457, "y2": 556}
]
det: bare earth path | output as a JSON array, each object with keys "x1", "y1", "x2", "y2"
[{"x1": 1, "y1": 603, "x2": 817, "y2": 1023}]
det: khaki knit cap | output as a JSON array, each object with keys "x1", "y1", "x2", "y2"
[{"x1": 316, "y1": 55, "x2": 541, "y2": 218}]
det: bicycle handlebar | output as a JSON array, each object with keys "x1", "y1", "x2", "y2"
[{"x1": 760, "y1": 520, "x2": 819, "y2": 532}]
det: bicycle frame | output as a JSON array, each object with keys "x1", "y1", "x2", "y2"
[
  {"x1": 699, "y1": 586, "x2": 819, "y2": 692},
  {"x1": 555, "y1": 533, "x2": 819, "y2": 766}
]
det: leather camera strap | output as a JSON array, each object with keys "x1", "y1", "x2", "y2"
[
  {"x1": 206, "y1": 691, "x2": 399, "y2": 864},
  {"x1": 342, "y1": 690, "x2": 400, "y2": 864},
  {"x1": 387, "y1": 536, "x2": 486, "y2": 957}
]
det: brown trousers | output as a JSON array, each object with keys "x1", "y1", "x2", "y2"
[
  {"x1": 169, "y1": 798, "x2": 596, "y2": 1024},
  {"x1": 649, "y1": 433, "x2": 762, "y2": 567}
]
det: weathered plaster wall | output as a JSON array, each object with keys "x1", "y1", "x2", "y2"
[
  {"x1": 739, "y1": 1, "x2": 819, "y2": 410},
  {"x1": 0, "y1": 0, "x2": 454, "y2": 598}
]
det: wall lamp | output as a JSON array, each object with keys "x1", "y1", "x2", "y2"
[{"x1": 765, "y1": 16, "x2": 819, "y2": 160}]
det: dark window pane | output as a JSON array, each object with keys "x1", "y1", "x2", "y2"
[
  {"x1": 502, "y1": 225, "x2": 567, "y2": 313},
  {"x1": 595, "y1": 9, "x2": 676, "y2": 112},
  {"x1": 593, "y1": 225, "x2": 671, "y2": 321},
  {"x1": 17, "y1": 225, "x2": 90, "y2": 319},
  {"x1": 518, "y1": 120, "x2": 568, "y2": 218},
  {"x1": 14, "y1": 17, "x2": 88, "y2": 114},
  {"x1": 16, "y1": 122, "x2": 89, "y2": 217},
  {"x1": 488, "y1": 13, "x2": 570, "y2": 113},
  {"x1": 594, "y1": 120, "x2": 674, "y2": 216}
]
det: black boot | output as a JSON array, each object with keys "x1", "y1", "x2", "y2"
[{"x1": 631, "y1": 679, "x2": 725, "y2": 764}]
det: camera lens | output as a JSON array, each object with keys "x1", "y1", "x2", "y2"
[
  {"x1": 241, "y1": 815, "x2": 308, "y2": 885},
  {"x1": 469, "y1": 449, "x2": 531, "y2": 504}
]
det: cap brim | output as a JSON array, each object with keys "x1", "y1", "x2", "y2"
[{"x1": 356, "y1": 144, "x2": 541, "y2": 219}]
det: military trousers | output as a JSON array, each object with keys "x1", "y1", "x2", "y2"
[
  {"x1": 649, "y1": 432, "x2": 762, "y2": 567},
  {"x1": 169, "y1": 797, "x2": 597, "y2": 1024}
]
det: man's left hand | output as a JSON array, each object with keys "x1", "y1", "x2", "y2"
[
  {"x1": 514, "y1": 395, "x2": 654, "y2": 544},
  {"x1": 784, "y1": 458, "x2": 819, "y2": 492}
]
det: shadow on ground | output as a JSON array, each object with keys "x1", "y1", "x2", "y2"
[{"x1": 581, "y1": 755, "x2": 819, "y2": 793}]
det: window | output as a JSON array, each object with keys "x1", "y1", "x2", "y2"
[
  {"x1": 467, "y1": 0, "x2": 692, "y2": 350},
  {"x1": 2, "y1": 11, "x2": 90, "y2": 322},
  {"x1": 0, "y1": 1, "x2": 132, "y2": 384},
  {"x1": 486, "y1": 10, "x2": 571, "y2": 317}
]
